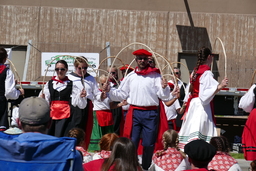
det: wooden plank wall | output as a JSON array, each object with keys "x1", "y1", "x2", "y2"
[{"x1": 0, "y1": 5, "x2": 255, "y2": 88}]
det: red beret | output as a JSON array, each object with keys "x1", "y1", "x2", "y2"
[
  {"x1": 119, "y1": 64, "x2": 134, "y2": 71},
  {"x1": 132, "y1": 49, "x2": 152, "y2": 56},
  {"x1": 167, "y1": 82, "x2": 174, "y2": 89}
]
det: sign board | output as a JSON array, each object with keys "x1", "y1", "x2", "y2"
[{"x1": 41, "y1": 52, "x2": 99, "y2": 77}]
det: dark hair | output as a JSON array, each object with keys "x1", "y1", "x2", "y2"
[
  {"x1": 21, "y1": 122, "x2": 48, "y2": 133},
  {"x1": 74, "y1": 56, "x2": 88, "y2": 67},
  {"x1": 210, "y1": 136, "x2": 231, "y2": 153},
  {"x1": 251, "y1": 160, "x2": 256, "y2": 171},
  {"x1": 101, "y1": 137, "x2": 142, "y2": 171},
  {"x1": 99, "y1": 133, "x2": 119, "y2": 151},
  {"x1": 189, "y1": 47, "x2": 211, "y2": 92},
  {"x1": 0, "y1": 48, "x2": 7, "y2": 63},
  {"x1": 66, "y1": 128, "x2": 85, "y2": 146},
  {"x1": 56, "y1": 60, "x2": 68, "y2": 69}
]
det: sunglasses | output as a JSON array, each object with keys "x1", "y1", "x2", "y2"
[
  {"x1": 175, "y1": 72, "x2": 180, "y2": 75},
  {"x1": 78, "y1": 67, "x2": 88, "y2": 70},
  {"x1": 148, "y1": 61, "x2": 154, "y2": 64},
  {"x1": 55, "y1": 68, "x2": 66, "y2": 72},
  {"x1": 110, "y1": 72, "x2": 116, "y2": 75},
  {"x1": 137, "y1": 57, "x2": 148, "y2": 61}
]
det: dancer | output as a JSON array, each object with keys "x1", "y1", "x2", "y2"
[
  {"x1": 68, "y1": 56, "x2": 105, "y2": 149},
  {"x1": 40, "y1": 60, "x2": 87, "y2": 137},
  {"x1": 178, "y1": 47, "x2": 228, "y2": 150},
  {"x1": 103, "y1": 49, "x2": 177, "y2": 170},
  {"x1": 239, "y1": 83, "x2": 256, "y2": 160},
  {"x1": 0, "y1": 48, "x2": 24, "y2": 130}
]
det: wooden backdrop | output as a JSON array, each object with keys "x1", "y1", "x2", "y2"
[{"x1": 0, "y1": 5, "x2": 255, "y2": 88}]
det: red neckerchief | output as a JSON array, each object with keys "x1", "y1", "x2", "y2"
[
  {"x1": 208, "y1": 151, "x2": 237, "y2": 170},
  {"x1": 134, "y1": 65, "x2": 160, "y2": 75},
  {"x1": 152, "y1": 147, "x2": 184, "y2": 170},
  {"x1": 182, "y1": 65, "x2": 211, "y2": 121},
  {"x1": 51, "y1": 76, "x2": 69, "y2": 84},
  {"x1": 109, "y1": 79, "x2": 117, "y2": 86},
  {"x1": 0, "y1": 65, "x2": 6, "y2": 74}
]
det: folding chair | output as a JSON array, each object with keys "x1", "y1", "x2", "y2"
[{"x1": 0, "y1": 131, "x2": 82, "y2": 171}]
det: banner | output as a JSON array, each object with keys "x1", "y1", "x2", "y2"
[{"x1": 41, "y1": 52, "x2": 99, "y2": 77}]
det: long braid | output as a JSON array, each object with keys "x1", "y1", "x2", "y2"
[
  {"x1": 210, "y1": 136, "x2": 230, "y2": 153},
  {"x1": 189, "y1": 47, "x2": 211, "y2": 93}
]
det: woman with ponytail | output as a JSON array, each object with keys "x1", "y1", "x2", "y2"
[
  {"x1": 178, "y1": 47, "x2": 228, "y2": 150},
  {"x1": 149, "y1": 129, "x2": 188, "y2": 171}
]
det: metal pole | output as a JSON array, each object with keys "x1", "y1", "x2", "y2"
[
  {"x1": 22, "y1": 40, "x2": 32, "y2": 81},
  {"x1": 106, "y1": 42, "x2": 111, "y2": 66}
]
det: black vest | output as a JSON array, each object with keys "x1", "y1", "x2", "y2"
[
  {"x1": 0, "y1": 68, "x2": 8, "y2": 96},
  {"x1": 48, "y1": 80, "x2": 73, "y2": 102}
]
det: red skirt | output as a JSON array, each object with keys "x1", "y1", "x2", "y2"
[
  {"x1": 242, "y1": 108, "x2": 256, "y2": 160},
  {"x1": 96, "y1": 110, "x2": 114, "y2": 127}
]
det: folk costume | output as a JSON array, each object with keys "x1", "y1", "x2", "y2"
[
  {"x1": 150, "y1": 147, "x2": 185, "y2": 171},
  {"x1": 179, "y1": 65, "x2": 218, "y2": 150},
  {"x1": 108, "y1": 49, "x2": 171, "y2": 170},
  {"x1": 238, "y1": 84, "x2": 256, "y2": 160},
  {"x1": 41, "y1": 76, "x2": 87, "y2": 137},
  {"x1": 88, "y1": 93, "x2": 114, "y2": 151},
  {"x1": 0, "y1": 64, "x2": 21, "y2": 130},
  {"x1": 208, "y1": 151, "x2": 241, "y2": 171},
  {"x1": 68, "y1": 72, "x2": 102, "y2": 149}
]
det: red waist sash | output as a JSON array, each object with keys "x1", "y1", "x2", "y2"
[
  {"x1": 50, "y1": 100, "x2": 70, "y2": 120},
  {"x1": 96, "y1": 110, "x2": 114, "y2": 127}
]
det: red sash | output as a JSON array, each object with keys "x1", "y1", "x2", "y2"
[
  {"x1": 96, "y1": 110, "x2": 114, "y2": 127},
  {"x1": 50, "y1": 101, "x2": 70, "y2": 120},
  {"x1": 123, "y1": 105, "x2": 158, "y2": 138},
  {"x1": 123, "y1": 102, "x2": 169, "y2": 154},
  {"x1": 182, "y1": 65, "x2": 216, "y2": 124},
  {"x1": 84, "y1": 100, "x2": 93, "y2": 150}
]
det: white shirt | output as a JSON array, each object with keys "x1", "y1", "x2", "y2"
[
  {"x1": 68, "y1": 73, "x2": 102, "y2": 101},
  {"x1": 238, "y1": 84, "x2": 256, "y2": 113},
  {"x1": 164, "y1": 99, "x2": 180, "y2": 120},
  {"x1": 108, "y1": 71, "x2": 171, "y2": 106},
  {"x1": 40, "y1": 80, "x2": 87, "y2": 109},
  {"x1": 93, "y1": 96, "x2": 112, "y2": 110},
  {"x1": 5, "y1": 69, "x2": 21, "y2": 100}
]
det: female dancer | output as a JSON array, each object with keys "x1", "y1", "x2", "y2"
[
  {"x1": 68, "y1": 56, "x2": 105, "y2": 149},
  {"x1": 239, "y1": 83, "x2": 256, "y2": 160},
  {"x1": 178, "y1": 47, "x2": 228, "y2": 149},
  {"x1": 40, "y1": 60, "x2": 87, "y2": 137}
]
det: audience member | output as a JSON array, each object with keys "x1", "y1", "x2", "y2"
[
  {"x1": 0, "y1": 96, "x2": 83, "y2": 171},
  {"x1": 250, "y1": 160, "x2": 256, "y2": 171},
  {"x1": 67, "y1": 127, "x2": 92, "y2": 163},
  {"x1": 149, "y1": 129, "x2": 188, "y2": 171},
  {"x1": 208, "y1": 136, "x2": 242, "y2": 171},
  {"x1": 184, "y1": 139, "x2": 216, "y2": 170},
  {"x1": 83, "y1": 137, "x2": 142, "y2": 171},
  {"x1": 92, "y1": 133, "x2": 119, "y2": 160}
]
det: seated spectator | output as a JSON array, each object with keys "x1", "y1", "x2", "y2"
[
  {"x1": 250, "y1": 160, "x2": 256, "y2": 171},
  {"x1": 67, "y1": 127, "x2": 92, "y2": 163},
  {"x1": 0, "y1": 97, "x2": 83, "y2": 171},
  {"x1": 208, "y1": 136, "x2": 242, "y2": 171},
  {"x1": 92, "y1": 133, "x2": 119, "y2": 160},
  {"x1": 184, "y1": 139, "x2": 216, "y2": 170},
  {"x1": 83, "y1": 137, "x2": 142, "y2": 171},
  {"x1": 149, "y1": 129, "x2": 188, "y2": 171}
]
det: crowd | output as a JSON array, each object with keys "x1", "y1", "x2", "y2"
[{"x1": 0, "y1": 46, "x2": 255, "y2": 170}]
